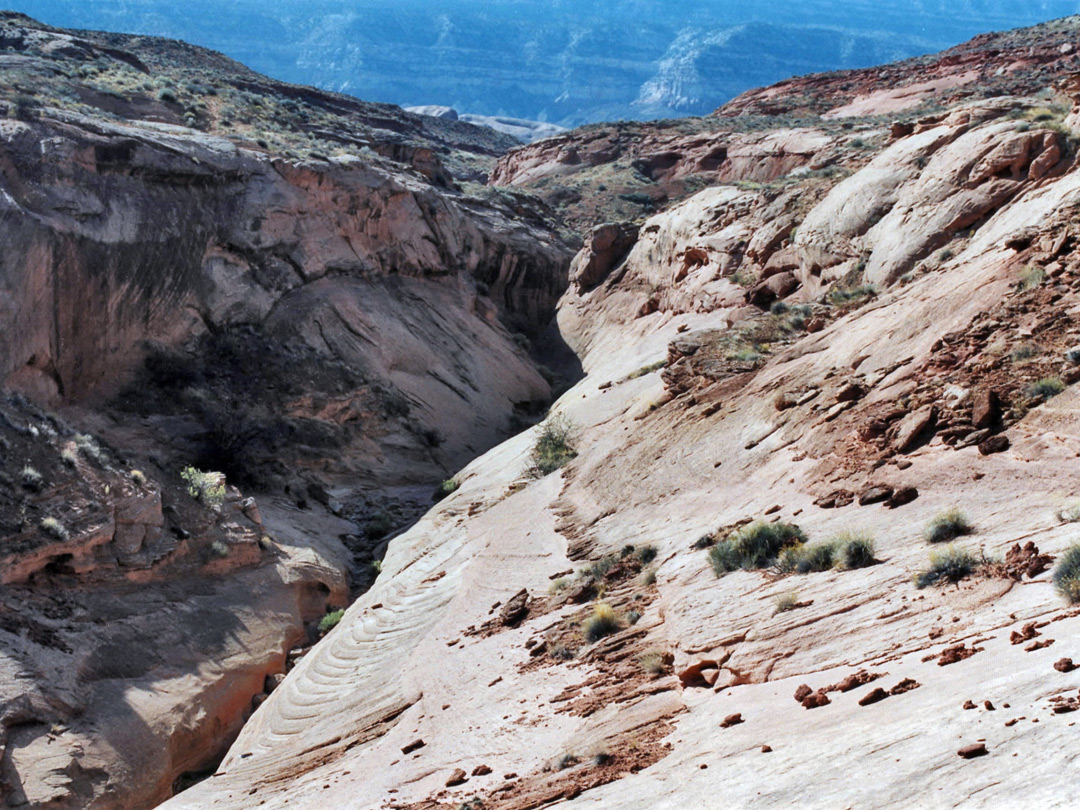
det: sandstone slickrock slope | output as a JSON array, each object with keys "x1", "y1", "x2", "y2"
[
  {"x1": 0, "y1": 14, "x2": 573, "y2": 810},
  {"x1": 163, "y1": 17, "x2": 1080, "y2": 810}
]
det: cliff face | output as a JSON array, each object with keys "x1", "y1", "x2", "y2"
[
  {"x1": 163, "y1": 20, "x2": 1080, "y2": 810},
  {"x1": 0, "y1": 15, "x2": 574, "y2": 810}
]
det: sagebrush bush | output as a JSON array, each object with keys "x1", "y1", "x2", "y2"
[
  {"x1": 836, "y1": 533, "x2": 876, "y2": 569},
  {"x1": 925, "y1": 509, "x2": 973, "y2": 544},
  {"x1": 432, "y1": 477, "x2": 460, "y2": 501},
  {"x1": 181, "y1": 466, "x2": 225, "y2": 507},
  {"x1": 710, "y1": 521, "x2": 806, "y2": 575},
  {"x1": 318, "y1": 608, "x2": 345, "y2": 634},
  {"x1": 915, "y1": 544, "x2": 976, "y2": 588},
  {"x1": 20, "y1": 465, "x2": 43, "y2": 491},
  {"x1": 779, "y1": 540, "x2": 837, "y2": 573},
  {"x1": 636, "y1": 545, "x2": 658, "y2": 564},
  {"x1": 828, "y1": 284, "x2": 876, "y2": 306},
  {"x1": 527, "y1": 414, "x2": 577, "y2": 477},
  {"x1": 774, "y1": 591, "x2": 800, "y2": 613},
  {"x1": 39, "y1": 517, "x2": 69, "y2": 542},
  {"x1": 1025, "y1": 377, "x2": 1065, "y2": 400},
  {"x1": 778, "y1": 532, "x2": 876, "y2": 573},
  {"x1": 1018, "y1": 265, "x2": 1047, "y2": 291},
  {"x1": 638, "y1": 650, "x2": 666, "y2": 675},
  {"x1": 584, "y1": 603, "x2": 620, "y2": 642},
  {"x1": 1053, "y1": 545, "x2": 1080, "y2": 603}
]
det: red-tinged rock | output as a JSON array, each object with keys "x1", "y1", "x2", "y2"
[
  {"x1": 858, "y1": 688, "x2": 889, "y2": 706},
  {"x1": 832, "y1": 670, "x2": 883, "y2": 693},
  {"x1": 938, "y1": 644, "x2": 981, "y2": 666},
  {"x1": 472, "y1": 764, "x2": 492, "y2": 776},
  {"x1": 793, "y1": 684, "x2": 813, "y2": 702},
  {"x1": 963, "y1": 700, "x2": 977, "y2": 710},
  {"x1": 445, "y1": 768, "x2": 468, "y2": 787},
  {"x1": 984, "y1": 701, "x2": 995, "y2": 711},
  {"x1": 971, "y1": 389, "x2": 1001, "y2": 428},
  {"x1": 498, "y1": 588, "x2": 530, "y2": 626},
  {"x1": 801, "y1": 690, "x2": 831, "y2": 709},
  {"x1": 570, "y1": 222, "x2": 640, "y2": 290},
  {"x1": 836, "y1": 381, "x2": 867, "y2": 402},
  {"x1": 978, "y1": 434, "x2": 1010, "y2": 455},
  {"x1": 1054, "y1": 658, "x2": 1076, "y2": 673},
  {"x1": 858, "y1": 484, "x2": 894, "y2": 505},
  {"x1": 720, "y1": 713, "x2": 744, "y2": 728},
  {"x1": 760, "y1": 745, "x2": 773, "y2": 753},
  {"x1": 894, "y1": 405, "x2": 937, "y2": 453},
  {"x1": 1025, "y1": 639, "x2": 1055, "y2": 652},
  {"x1": 957, "y1": 743, "x2": 988, "y2": 759},
  {"x1": 806, "y1": 316, "x2": 827, "y2": 333},
  {"x1": 885, "y1": 487, "x2": 919, "y2": 508},
  {"x1": 638, "y1": 297, "x2": 660, "y2": 317},
  {"x1": 401, "y1": 739, "x2": 425, "y2": 755},
  {"x1": 889, "y1": 678, "x2": 921, "y2": 695}
]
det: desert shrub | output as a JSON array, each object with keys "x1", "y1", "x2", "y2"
[
  {"x1": 779, "y1": 532, "x2": 875, "y2": 572},
  {"x1": 638, "y1": 650, "x2": 667, "y2": 675},
  {"x1": 549, "y1": 643, "x2": 575, "y2": 660},
  {"x1": 12, "y1": 95, "x2": 39, "y2": 120},
  {"x1": 1018, "y1": 265, "x2": 1047, "y2": 290},
  {"x1": 318, "y1": 608, "x2": 345, "y2": 634},
  {"x1": 1026, "y1": 377, "x2": 1066, "y2": 400},
  {"x1": 209, "y1": 540, "x2": 229, "y2": 558},
  {"x1": 641, "y1": 568, "x2": 657, "y2": 585},
  {"x1": 130, "y1": 469, "x2": 147, "y2": 487},
  {"x1": 774, "y1": 591, "x2": 800, "y2": 613},
  {"x1": 20, "y1": 465, "x2": 43, "y2": 491},
  {"x1": 1010, "y1": 342, "x2": 1040, "y2": 362},
  {"x1": 557, "y1": 753, "x2": 580, "y2": 770},
  {"x1": 779, "y1": 540, "x2": 837, "y2": 573},
  {"x1": 181, "y1": 466, "x2": 225, "y2": 508},
  {"x1": 924, "y1": 508, "x2": 973, "y2": 544},
  {"x1": 626, "y1": 360, "x2": 666, "y2": 380},
  {"x1": 828, "y1": 284, "x2": 877, "y2": 307},
  {"x1": 915, "y1": 544, "x2": 976, "y2": 588},
  {"x1": 527, "y1": 414, "x2": 577, "y2": 477},
  {"x1": 710, "y1": 521, "x2": 807, "y2": 575},
  {"x1": 364, "y1": 512, "x2": 394, "y2": 540},
  {"x1": 636, "y1": 545, "x2": 658, "y2": 564},
  {"x1": 60, "y1": 448, "x2": 77, "y2": 467},
  {"x1": 39, "y1": 517, "x2": 69, "y2": 542},
  {"x1": 157, "y1": 88, "x2": 178, "y2": 103},
  {"x1": 626, "y1": 609, "x2": 642, "y2": 625},
  {"x1": 581, "y1": 554, "x2": 617, "y2": 580},
  {"x1": 548, "y1": 577, "x2": 570, "y2": 595},
  {"x1": 583, "y1": 603, "x2": 620, "y2": 642},
  {"x1": 433, "y1": 477, "x2": 460, "y2": 501},
  {"x1": 835, "y1": 532, "x2": 876, "y2": 569},
  {"x1": 1053, "y1": 546, "x2": 1080, "y2": 602},
  {"x1": 74, "y1": 434, "x2": 107, "y2": 465}
]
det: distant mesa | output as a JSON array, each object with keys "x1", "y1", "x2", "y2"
[{"x1": 406, "y1": 105, "x2": 566, "y2": 143}]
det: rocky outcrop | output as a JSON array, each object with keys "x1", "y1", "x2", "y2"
[
  {"x1": 167, "y1": 69, "x2": 1080, "y2": 810},
  {"x1": 717, "y1": 15, "x2": 1080, "y2": 118},
  {"x1": 570, "y1": 222, "x2": 639, "y2": 291},
  {"x1": 0, "y1": 394, "x2": 349, "y2": 810},
  {"x1": 0, "y1": 17, "x2": 576, "y2": 810}
]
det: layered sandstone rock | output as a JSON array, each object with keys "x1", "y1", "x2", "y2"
[{"x1": 166, "y1": 87, "x2": 1080, "y2": 810}]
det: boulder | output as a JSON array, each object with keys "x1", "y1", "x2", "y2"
[{"x1": 570, "y1": 222, "x2": 640, "y2": 291}]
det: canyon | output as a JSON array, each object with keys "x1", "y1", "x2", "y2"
[{"x1": 4, "y1": 10, "x2": 1080, "y2": 810}]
